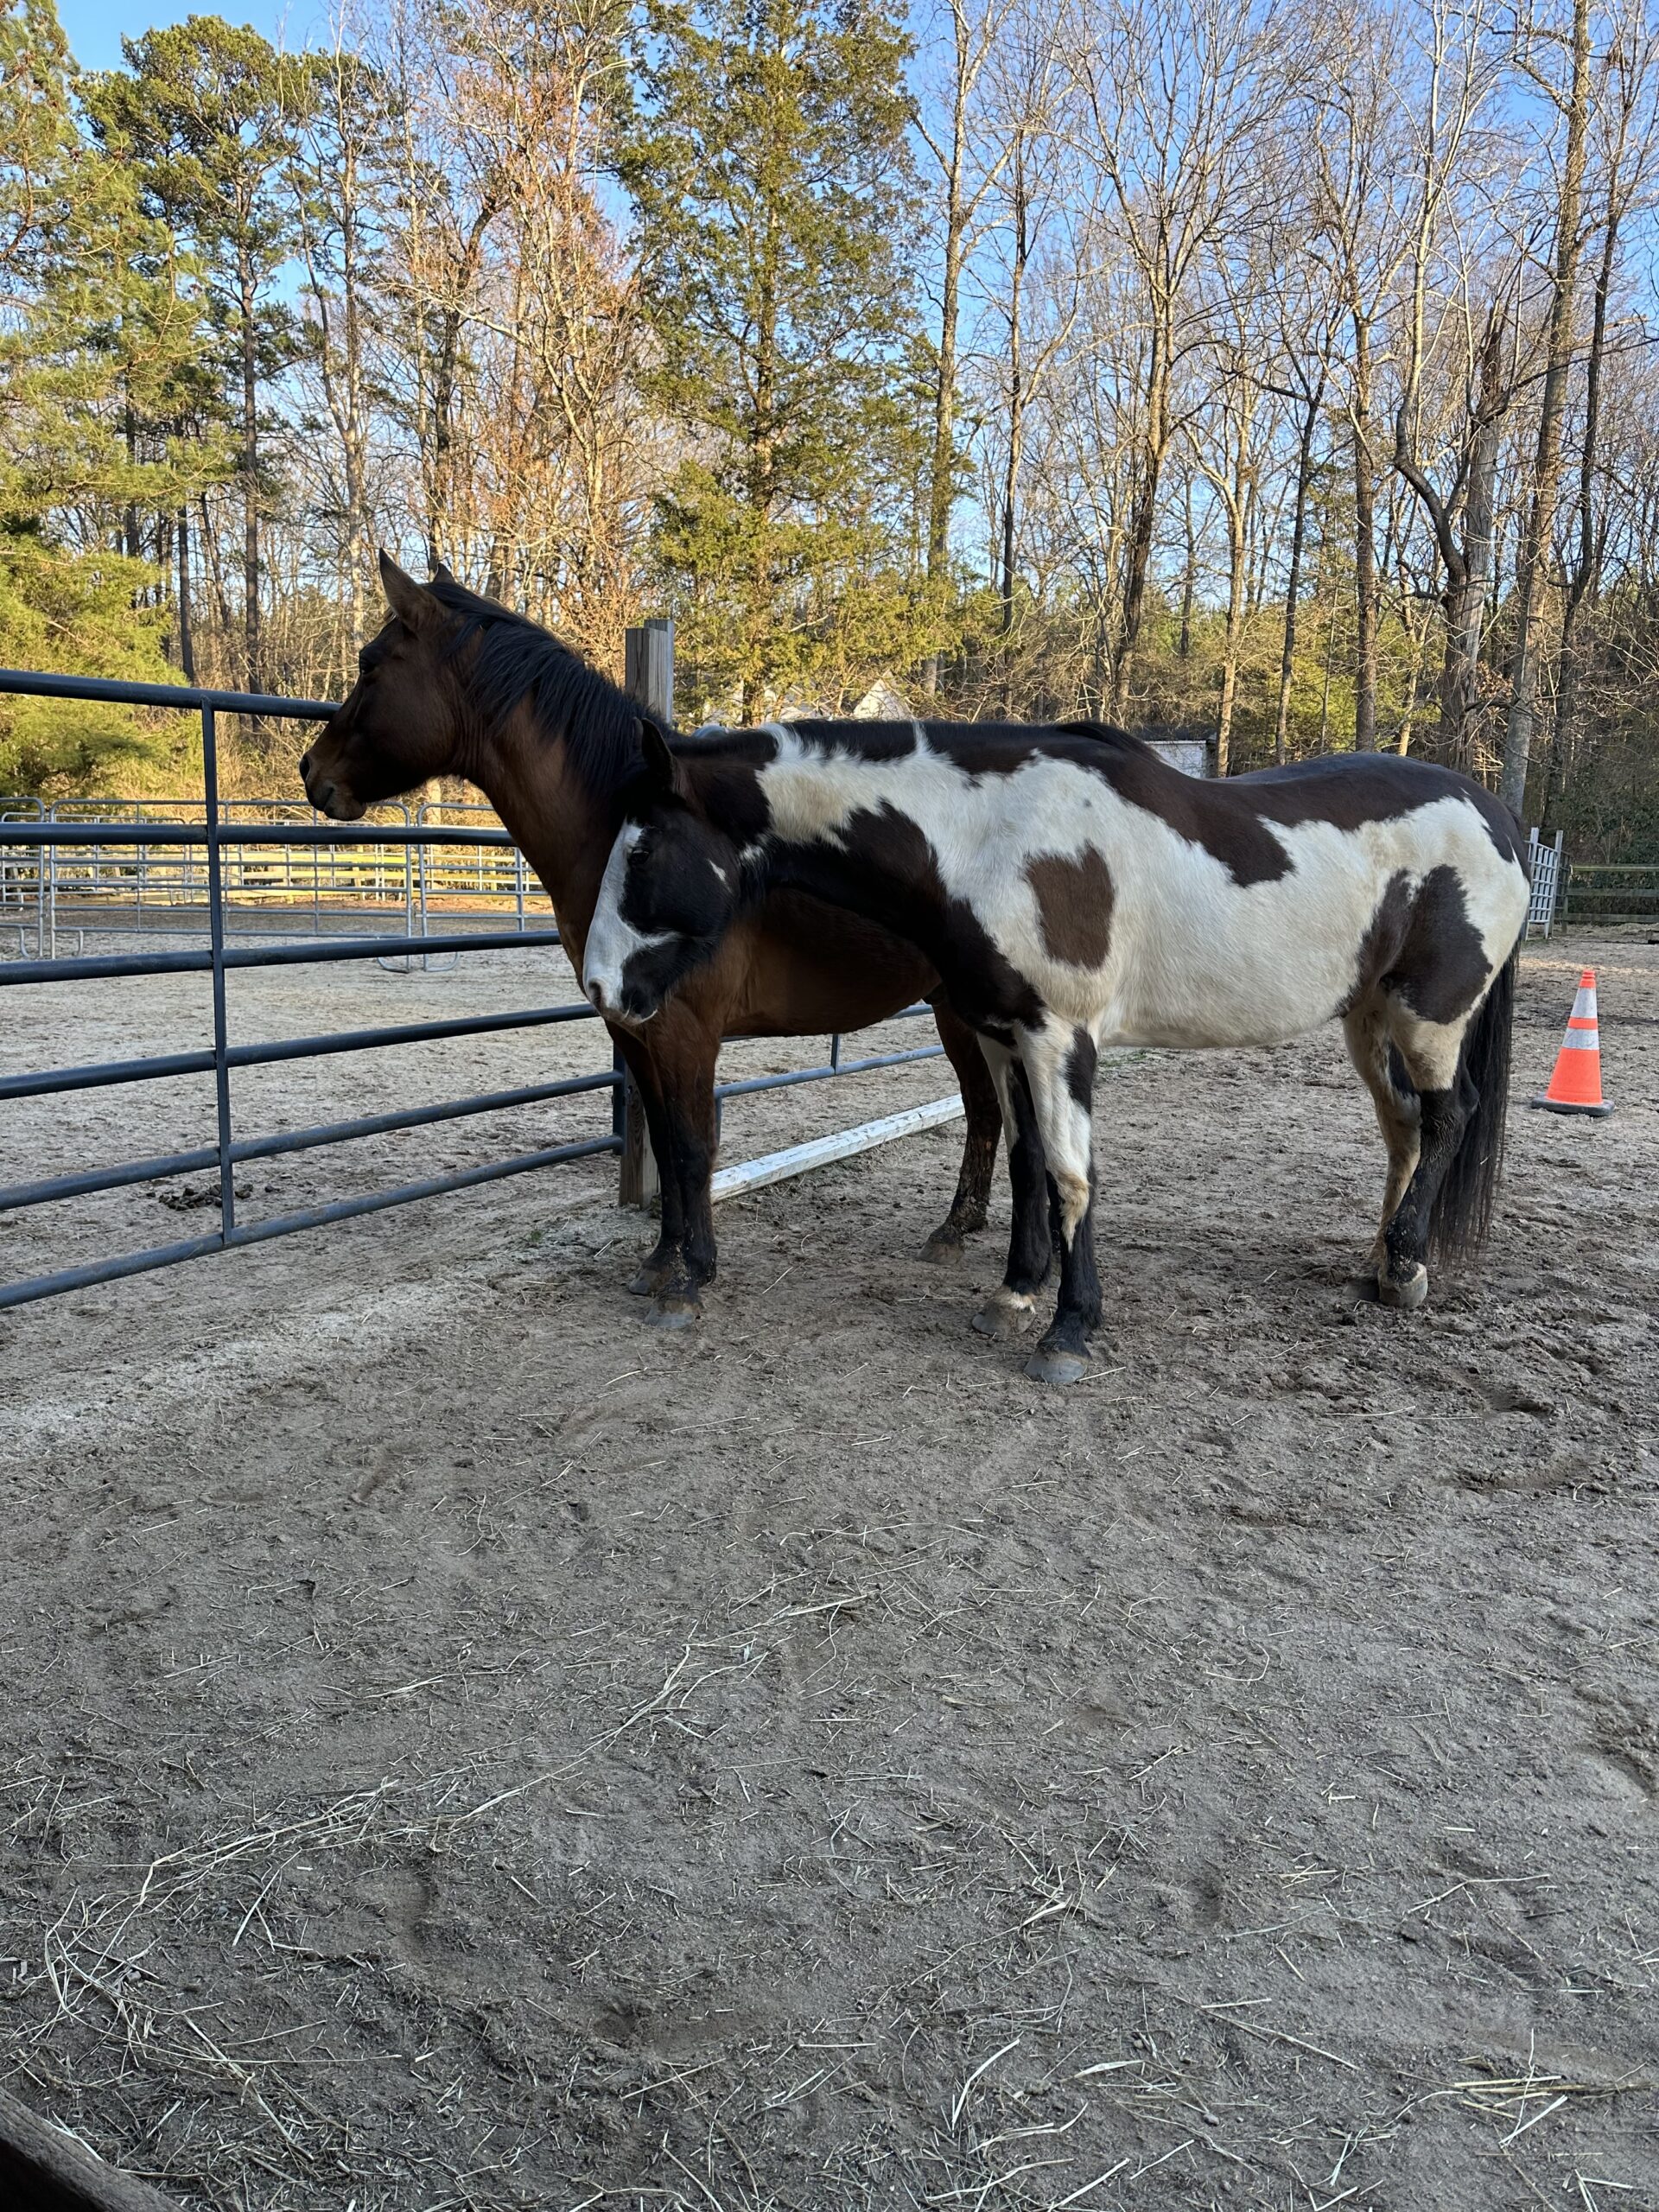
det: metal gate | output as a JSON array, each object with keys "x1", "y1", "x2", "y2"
[{"x1": 0, "y1": 653, "x2": 949, "y2": 1313}]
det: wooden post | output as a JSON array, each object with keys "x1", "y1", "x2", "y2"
[
  {"x1": 0, "y1": 2082, "x2": 184, "y2": 2211},
  {"x1": 617, "y1": 618, "x2": 673, "y2": 1208}
]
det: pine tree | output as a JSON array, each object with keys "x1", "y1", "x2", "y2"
[
  {"x1": 0, "y1": 0, "x2": 203, "y2": 790},
  {"x1": 88, "y1": 19, "x2": 315, "y2": 691},
  {"x1": 621, "y1": 0, "x2": 927, "y2": 716}
]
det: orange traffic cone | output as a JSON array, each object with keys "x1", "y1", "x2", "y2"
[{"x1": 1531, "y1": 969, "x2": 1613, "y2": 1117}]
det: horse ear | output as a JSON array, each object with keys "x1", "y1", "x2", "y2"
[
  {"x1": 379, "y1": 549, "x2": 436, "y2": 631},
  {"x1": 430, "y1": 562, "x2": 456, "y2": 586},
  {"x1": 639, "y1": 719, "x2": 680, "y2": 794}
]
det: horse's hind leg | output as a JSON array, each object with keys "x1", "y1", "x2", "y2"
[
  {"x1": 1343, "y1": 1000, "x2": 1421, "y2": 1287},
  {"x1": 1376, "y1": 1012, "x2": 1472, "y2": 1311},
  {"x1": 923, "y1": 996, "x2": 1001, "y2": 1262},
  {"x1": 971, "y1": 1037, "x2": 1053, "y2": 1339}
]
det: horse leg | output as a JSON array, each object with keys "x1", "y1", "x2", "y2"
[
  {"x1": 921, "y1": 996, "x2": 1001, "y2": 1262},
  {"x1": 613, "y1": 1035, "x2": 685, "y2": 1297},
  {"x1": 1342, "y1": 1000, "x2": 1421, "y2": 1287},
  {"x1": 971, "y1": 1037, "x2": 1054, "y2": 1340},
  {"x1": 1376, "y1": 1014, "x2": 1471, "y2": 1312},
  {"x1": 643, "y1": 1027, "x2": 721, "y2": 1329},
  {"x1": 1014, "y1": 1020, "x2": 1102, "y2": 1387}
]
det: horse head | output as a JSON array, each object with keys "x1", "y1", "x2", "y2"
[
  {"x1": 583, "y1": 725, "x2": 745, "y2": 1025},
  {"x1": 301, "y1": 552, "x2": 469, "y2": 819}
]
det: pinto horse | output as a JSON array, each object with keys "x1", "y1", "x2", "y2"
[
  {"x1": 583, "y1": 717, "x2": 1531, "y2": 1383},
  {"x1": 296, "y1": 556, "x2": 1014, "y2": 1321}
]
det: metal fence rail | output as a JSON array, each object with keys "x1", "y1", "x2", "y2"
[
  {"x1": 0, "y1": 666, "x2": 618, "y2": 1311},
  {"x1": 0, "y1": 656, "x2": 944, "y2": 1313},
  {"x1": 1, "y1": 792, "x2": 542, "y2": 957}
]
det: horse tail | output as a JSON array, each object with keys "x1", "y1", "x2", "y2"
[{"x1": 1429, "y1": 938, "x2": 1519, "y2": 1266}]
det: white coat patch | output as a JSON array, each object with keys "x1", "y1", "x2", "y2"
[{"x1": 583, "y1": 822, "x2": 669, "y2": 1014}]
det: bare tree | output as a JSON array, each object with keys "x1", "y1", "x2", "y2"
[
  {"x1": 1539, "y1": 0, "x2": 1659, "y2": 817},
  {"x1": 1499, "y1": 0, "x2": 1593, "y2": 814},
  {"x1": 1309, "y1": 0, "x2": 1422, "y2": 751},
  {"x1": 1067, "y1": 0, "x2": 1294, "y2": 719},
  {"x1": 1384, "y1": 0, "x2": 1518, "y2": 766},
  {"x1": 913, "y1": 0, "x2": 1022, "y2": 689}
]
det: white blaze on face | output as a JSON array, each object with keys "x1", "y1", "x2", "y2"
[{"x1": 583, "y1": 822, "x2": 668, "y2": 1017}]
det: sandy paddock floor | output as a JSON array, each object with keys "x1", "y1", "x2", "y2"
[{"x1": 0, "y1": 930, "x2": 1655, "y2": 2212}]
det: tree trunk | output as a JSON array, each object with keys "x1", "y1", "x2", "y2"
[
  {"x1": 743, "y1": 199, "x2": 780, "y2": 723},
  {"x1": 341, "y1": 138, "x2": 367, "y2": 652},
  {"x1": 124, "y1": 394, "x2": 141, "y2": 564},
  {"x1": 1273, "y1": 384, "x2": 1322, "y2": 765},
  {"x1": 999, "y1": 135, "x2": 1029, "y2": 712},
  {"x1": 923, "y1": 27, "x2": 971, "y2": 701},
  {"x1": 427, "y1": 196, "x2": 499, "y2": 574},
  {"x1": 176, "y1": 503, "x2": 196, "y2": 683},
  {"x1": 1216, "y1": 520, "x2": 1246, "y2": 779},
  {"x1": 1109, "y1": 320, "x2": 1167, "y2": 719},
  {"x1": 200, "y1": 493, "x2": 233, "y2": 644},
  {"x1": 1352, "y1": 321, "x2": 1377, "y2": 752},
  {"x1": 1544, "y1": 116, "x2": 1622, "y2": 828},
  {"x1": 1500, "y1": 0, "x2": 1591, "y2": 818},
  {"x1": 1215, "y1": 408, "x2": 1251, "y2": 779},
  {"x1": 1437, "y1": 326, "x2": 1503, "y2": 767},
  {"x1": 239, "y1": 254, "x2": 261, "y2": 694}
]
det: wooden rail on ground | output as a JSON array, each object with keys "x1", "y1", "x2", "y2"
[{"x1": 0, "y1": 2083, "x2": 184, "y2": 2212}]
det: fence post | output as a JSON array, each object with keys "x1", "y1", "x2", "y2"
[
  {"x1": 615, "y1": 618, "x2": 673, "y2": 1207},
  {"x1": 201, "y1": 706, "x2": 236, "y2": 1247}
]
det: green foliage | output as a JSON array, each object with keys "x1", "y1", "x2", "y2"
[
  {"x1": 86, "y1": 16, "x2": 316, "y2": 686},
  {"x1": 621, "y1": 0, "x2": 925, "y2": 715},
  {"x1": 0, "y1": 537, "x2": 186, "y2": 791},
  {"x1": 0, "y1": 0, "x2": 200, "y2": 790},
  {"x1": 86, "y1": 18, "x2": 311, "y2": 306}
]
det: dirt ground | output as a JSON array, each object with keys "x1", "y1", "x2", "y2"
[{"x1": 1, "y1": 930, "x2": 1655, "y2": 2212}]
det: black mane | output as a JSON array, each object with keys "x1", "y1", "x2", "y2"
[{"x1": 426, "y1": 574, "x2": 656, "y2": 795}]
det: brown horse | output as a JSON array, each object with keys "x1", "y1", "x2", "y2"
[{"x1": 297, "y1": 555, "x2": 1013, "y2": 1322}]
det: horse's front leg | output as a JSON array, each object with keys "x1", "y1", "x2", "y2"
[
  {"x1": 922, "y1": 996, "x2": 1001, "y2": 1262},
  {"x1": 1016, "y1": 1020, "x2": 1102, "y2": 1388},
  {"x1": 643, "y1": 1026, "x2": 721, "y2": 1329},
  {"x1": 970, "y1": 1035, "x2": 1054, "y2": 1339},
  {"x1": 613, "y1": 1032, "x2": 685, "y2": 1297}
]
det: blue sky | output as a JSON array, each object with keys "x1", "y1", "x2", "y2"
[{"x1": 57, "y1": 0, "x2": 321, "y2": 71}]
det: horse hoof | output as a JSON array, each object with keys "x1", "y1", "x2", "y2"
[
  {"x1": 626, "y1": 1267, "x2": 668, "y2": 1297},
  {"x1": 921, "y1": 1228, "x2": 967, "y2": 1265},
  {"x1": 1378, "y1": 1266, "x2": 1428, "y2": 1312},
  {"x1": 645, "y1": 1294, "x2": 702, "y2": 1330},
  {"x1": 973, "y1": 1294, "x2": 1037, "y2": 1340},
  {"x1": 1024, "y1": 1348, "x2": 1090, "y2": 1387}
]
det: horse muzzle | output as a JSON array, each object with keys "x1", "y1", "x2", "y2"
[
  {"x1": 302, "y1": 766, "x2": 366, "y2": 821},
  {"x1": 587, "y1": 976, "x2": 657, "y2": 1027}
]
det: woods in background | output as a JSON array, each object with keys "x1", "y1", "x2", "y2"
[{"x1": 1, "y1": 0, "x2": 1656, "y2": 855}]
